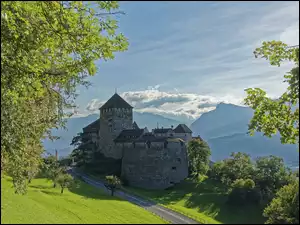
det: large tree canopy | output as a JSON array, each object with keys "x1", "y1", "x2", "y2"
[
  {"x1": 244, "y1": 41, "x2": 299, "y2": 145},
  {"x1": 1, "y1": 1, "x2": 128, "y2": 193}
]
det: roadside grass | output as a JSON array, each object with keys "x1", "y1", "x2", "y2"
[
  {"x1": 1, "y1": 176, "x2": 167, "y2": 224},
  {"x1": 123, "y1": 178, "x2": 266, "y2": 224},
  {"x1": 84, "y1": 170, "x2": 265, "y2": 224}
]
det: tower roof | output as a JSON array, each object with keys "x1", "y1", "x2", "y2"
[
  {"x1": 82, "y1": 119, "x2": 100, "y2": 133},
  {"x1": 173, "y1": 124, "x2": 192, "y2": 133},
  {"x1": 132, "y1": 121, "x2": 140, "y2": 129},
  {"x1": 100, "y1": 93, "x2": 133, "y2": 110}
]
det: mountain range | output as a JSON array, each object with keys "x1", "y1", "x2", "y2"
[
  {"x1": 43, "y1": 103, "x2": 299, "y2": 168},
  {"x1": 190, "y1": 103, "x2": 299, "y2": 168}
]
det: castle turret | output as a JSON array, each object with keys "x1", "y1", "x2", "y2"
[{"x1": 98, "y1": 93, "x2": 133, "y2": 158}]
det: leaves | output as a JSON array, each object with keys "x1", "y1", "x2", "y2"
[
  {"x1": 187, "y1": 139, "x2": 211, "y2": 176},
  {"x1": 245, "y1": 41, "x2": 299, "y2": 145},
  {"x1": 263, "y1": 180, "x2": 299, "y2": 224},
  {"x1": 1, "y1": 1, "x2": 128, "y2": 193}
]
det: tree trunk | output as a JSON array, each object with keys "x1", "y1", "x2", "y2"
[
  {"x1": 53, "y1": 182, "x2": 56, "y2": 188},
  {"x1": 61, "y1": 187, "x2": 64, "y2": 194},
  {"x1": 28, "y1": 178, "x2": 32, "y2": 184}
]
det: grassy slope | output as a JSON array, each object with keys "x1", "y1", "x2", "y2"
[
  {"x1": 123, "y1": 178, "x2": 265, "y2": 224},
  {"x1": 1, "y1": 176, "x2": 167, "y2": 224}
]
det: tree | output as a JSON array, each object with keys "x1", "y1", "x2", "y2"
[
  {"x1": 187, "y1": 139, "x2": 211, "y2": 177},
  {"x1": 70, "y1": 132, "x2": 95, "y2": 168},
  {"x1": 254, "y1": 156, "x2": 291, "y2": 202},
  {"x1": 1, "y1": 1, "x2": 128, "y2": 193},
  {"x1": 56, "y1": 173, "x2": 74, "y2": 194},
  {"x1": 263, "y1": 179, "x2": 299, "y2": 224},
  {"x1": 104, "y1": 175, "x2": 121, "y2": 196},
  {"x1": 43, "y1": 155, "x2": 62, "y2": 188},
  {"x1": 213, "y1": 152, "x2": 255, "y2": 186},
  {"x1": 244, "y1": 41, "x2": 299, "y2": 145},
  {"x1": 227, "y1": 178, "x2": 261, "y2": 206},
  {"x1": 209, "y1": 161, "x2": 225, "y2": 181}
]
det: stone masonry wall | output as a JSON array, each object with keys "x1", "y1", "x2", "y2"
[
  {"x1": 120, "y1": 140, "x2": 189, "y2": 189},
  {"x1": 99, "y1": 108, "x2": 133, "y2": 159}
]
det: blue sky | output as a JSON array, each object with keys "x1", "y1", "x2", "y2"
[{"x1": 74, "y1": 1, "x2": 299, "y2": 122}]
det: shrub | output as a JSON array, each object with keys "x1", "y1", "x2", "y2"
[
  {"x1": 105, "y1": 175, "x2": 121, "y2": 196},
  {"x1": 263, "y1": 180, "x2": 299, "y2": 224},
  {"x1": 227, "y1": 178, "x2": 260, "y2": 205},
  {"x1": 56, "y1": 173, "x2": 74, "y2": 194}
]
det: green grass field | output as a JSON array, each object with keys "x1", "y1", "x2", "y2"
[
  {"x1": 122, "y1": 177, "x2": 266, "y2": 224},
  {"x1": 1, "y1": 176, "x2": 167, "y2": 224}
]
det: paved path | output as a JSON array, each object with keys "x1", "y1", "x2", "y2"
[{"x1": 69, "y1": 169, "x2": 199, "y2": 224}]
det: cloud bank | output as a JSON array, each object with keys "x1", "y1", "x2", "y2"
[{"x1": 85, "y1": 86, "x2": 245, "y2": 123}]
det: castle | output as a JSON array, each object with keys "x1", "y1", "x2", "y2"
[{"x1": 82, "y1": 93, "x2": 192, "y2": 189}]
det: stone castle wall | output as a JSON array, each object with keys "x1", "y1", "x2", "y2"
[
  {"x1": 120, "y1": 140, "x2": 189, "y2": 189},
  {"x1": 99, "y1": 108, "x2": 133, "y2": 159}
]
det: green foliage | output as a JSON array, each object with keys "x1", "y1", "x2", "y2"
[
  {"x1": 211, "y1": 152, "x2": 255, "y2": 186},
  {"x1": 263, "y1": 179, "x2": 299, "y2": 224},
  {"x1": 56, "y1": 173, "x2": 74, "y2": 194},
  {"x1": 1, "y1": 1, "x2": 128, "y2": 194},
  {"x1": 42, "y1": 155, "x2": 64, "y2": 188},
  {"x1": 187, "y1": 139, "x2": 211, "y2": 177},
  {"x1": 244, "y1": 41, "x2": 299, "y2": 144},
  {"x1": 254, "y1": 156, "x2": 291, "y2": 202},
  {"x1": 70, "y1": 132, "x2": 95, "y2": 167},
  {"x1": 105, "y1": 175, "x2": 121, "y2": 196},
  {"x1": 59, "y1": 156, "x2": 72, "y2": 167},
  {"x1": 228, "y1": 178, "x2": 260, "y2": 206}
]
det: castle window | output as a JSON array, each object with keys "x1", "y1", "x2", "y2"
[
  {"x1": 180, "y1": 141, "x2": 184, "y2": 147},
  {"x1": 177, "y1": 158, "x2": 181, "y2": 163},
  {"x1": 133, "y1": 142, "x2": 136, "y2": 148},
  {"x1": 172, "y1": 167, "x2": 176, "y2": 171}
]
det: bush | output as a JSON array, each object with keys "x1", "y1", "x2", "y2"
[
  {"x1": 227, "y1": 179, "x2": 260, "y2": 206},
  {"x1": 56, "y1": 173, "x2": 74, "y2": 194},
  {"x1": 105, "y1": 175, "x2": 121, "y2": 196},
  {"x1": 263, "y1": 180, "x2": 299, "y2": 224}
]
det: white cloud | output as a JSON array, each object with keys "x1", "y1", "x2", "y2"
[
  {"x1": 86, "y1": 99, "x2": 105, "y2": 111},
  {"x1": 280, "y1": 23, "x2": 299, "y2": 46},
  {"x1": 84, "y1": 86, "x2": 244, "y2": 122},
  {"x1": 76, "y1": 2, "x2": 299, "y2": 121}
]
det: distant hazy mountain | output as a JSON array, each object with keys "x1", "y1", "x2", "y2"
[
  {"x1": 43, "y1": 112, "x2": 181, "y2": 157},
  {"x1": 190, "y1": 103, "x2": 254, "y2": 140},
  {"x1": 190, "y1": 103, "x2": 299, "y2": 166}
]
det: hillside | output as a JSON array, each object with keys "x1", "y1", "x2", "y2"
[
  {"x1": 1, "y1": 176, "x2": 166, "y2": 224},
  {"x1": 208, "y1": 133, "x2": 298, "y2": 164},
  {"x1": 191, "y1": 103, "x2": 299, "y2": 166}
]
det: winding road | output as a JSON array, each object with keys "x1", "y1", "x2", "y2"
[{"x1": 69, "y1": 169, "x2": 199, "y2": 224}]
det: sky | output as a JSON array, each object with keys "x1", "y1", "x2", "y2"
[{"x1": 74, "y1": 1, "x2": 299, "y2": 122}]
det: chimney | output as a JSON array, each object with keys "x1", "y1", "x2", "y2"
[{"x1": 55, "y1": 150, "x2": 58, "y2": 161}]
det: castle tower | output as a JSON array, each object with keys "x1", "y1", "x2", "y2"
[{"x1": 98, "y1": 93, "x2": 133, "y2": 158}]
